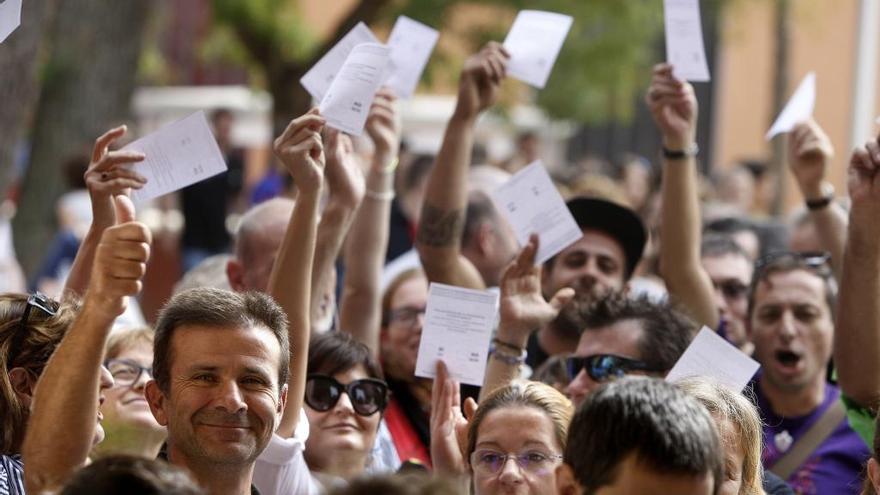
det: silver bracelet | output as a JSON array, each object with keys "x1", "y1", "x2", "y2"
[
  {"x1": 489, "y1": 345, "x2": 527, "y2": 366},
  {"x1": 364, "y1": 189, "x2": 395, "y2": 201}
]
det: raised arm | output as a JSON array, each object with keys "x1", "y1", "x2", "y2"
[
  {"x1": 788, "y1": 119, "x2": 848, "y2": 279},
  {"x1": 480, "y1": 234, "x2": 573, "y2": 401},
  {"x1": 62, "y1": 126, "x2": 147, "y2": 299},
  {"x1": 649, "y1": 63, "x2": 718, "y2": 329},
  {"x1": 309, "y1": 122, "x2": 365, "y2": 332},
  {"x1": 23, "y1": 196, "x2": 151, "y2": 493},
  {"x1": 834, "y1": 135, "x2": 880, "y2": 409},
  {"x1": 269, "y1": 110, "x2": 326, "y2": 438},
  {"x1": 339, "y1": 89, "x2": 400, "y2": 354},
  {"x1": 415, "y1": 42, "x2": 509, "y2": 290}
]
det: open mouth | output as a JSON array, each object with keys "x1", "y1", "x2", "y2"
[{"x1": 775, "y1": 350, "x2": 801, "y2": 369}]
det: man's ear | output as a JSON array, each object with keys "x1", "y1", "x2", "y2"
[
  {"x1": 555, "y1": 462, "x2": 582, "y2": 495},
  {"x1": 226, "y1": 258, "x2": 246, "y2": 292},
  {"x1": 277, "y1": 383, "x2": 288, "y2": 416},
  {"x1": 477, "y1": 223, "x2": 495, "y2": 257},
  {"x1": 145, "y1": 380, "x2": 169, "y2": 427},
  {"x1": 868, "y1": 458, "x2": 880, "y2": 493},
  {"x1": 8, "y1": 368, "x2": 35, "y2": 409}
]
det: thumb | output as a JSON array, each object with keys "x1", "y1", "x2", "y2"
[
  {"x1": 549, "y1": 287, "x2": 576, "y2": 311},
  {"x1": 463, "y1": 397, "x2": 478, "y2": 421},
  {"x1": 114, "y1": 194, "x2": 136, "y2": 224}
]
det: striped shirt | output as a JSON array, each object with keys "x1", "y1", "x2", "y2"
[{"x1": 0, "y1": 455, "x2": 24, "y2": 495}]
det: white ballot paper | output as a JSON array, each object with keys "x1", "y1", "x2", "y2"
[
  {"x1": 492, "y1": 161, "x2": 582, "y2": 264},
  {"x1": 502, "y1": 10, "x2": 572, "y2": 89},
  {"x1": 300, "y1": 22, "x2": 380, "y2": 102},
  {"x1": 123, "y1": 111, "x2": 227, "y2": 204},
  {"x1": 320, "y1": 43, "x2": 390, "y2": 136},
  {"x1": 664, "y1": 0, "x2": 711, "y2": 82},
  {"x1": 415, "y1": 283, "x2": 499, "y2": 386},
  {"x1": 766, "y1": 72, "x2": 816, "y2": 140},
  {"x1": 384, "y1": 16, "x2": 439, "y2": 99},
  {"x1": 666, "y1": 327, "x2": 761, "y2": 393},
  {"x1": 0, "y1": 0, "x2": 22, "y2": 43}
]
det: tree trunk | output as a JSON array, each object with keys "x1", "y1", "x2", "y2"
[
  {"x1": 12, "y1": 0, "x2": 152, "y2": 276},
  {"x1": 0, "y1": 0, "x2": 56, "y2": 195},
  {"x1": 769, "y1": 0, "x2": 791, "y2": 215}
]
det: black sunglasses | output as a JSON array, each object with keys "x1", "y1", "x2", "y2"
[
  {"x1": 7, "y1": 292, "x2": 58, "y2": 368},
  {"x1": 305, "y1": 374, "x2": 389, "y2": 416},
  {"x1": 566, "y1": 354, "x2": 663, "y2": 383}
]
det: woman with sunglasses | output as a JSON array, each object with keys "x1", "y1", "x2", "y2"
[
  {"x1": 0, "y1": 292, "x2": 78, "y2": 494},
  {"x1": 432, "y1": 361, "x2": 573, "y2": 494},
  {"x1": 303, "y1": 331, "x2": 390, "y2": 489},
  {"x1": 91, "y1": 326, "x2": 165, "y2": 460}
]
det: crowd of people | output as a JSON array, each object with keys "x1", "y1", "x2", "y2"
[{"x1": 2, "y1": 37, "x2": 880, "y2": 495}]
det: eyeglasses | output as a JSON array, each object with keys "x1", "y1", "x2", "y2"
[
  {"x1": 304, "y1": 374, "x2": 389, "y2": 416},
  {"x1": 470, "y1": 449, "x2": 563, "y2": 476},
  {"x1": 388, "y1": 306, "x2": 427, "y2": 328},
  {"x1": 566, "y1": 354, "x2": 663, "y2": 383},
  {"x1": 104, "y1": 359, "x2": 152, "y2": 387},
  {"x1": 7, "y1": 292, "x2": 59, "y2": 368}
]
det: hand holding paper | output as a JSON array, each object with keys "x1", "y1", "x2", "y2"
[
  {"x1": 415, "y1": 283, "x2": 499, "y2": 386},
  {"x1": 492, "y1": 161, "x2": 582, "y2": 264},
  {"x1": 503, "y1": 10, "x2": 572, "y2": 88},
  {"x1": 320, "y1": 43, "x2": 390, "y2": 136},
  {"x1": 385, "y1": 16, "x2": 439, "y2": 99},
  {"x1": 766, "y1": 72, "x2": 816, "y2": 140},
  {"x1": 123, "y1": 111, "x2": 227, "y2": 204},
  {"x1": 663, "y1": 0, "x2": 711, "y2": 82}
]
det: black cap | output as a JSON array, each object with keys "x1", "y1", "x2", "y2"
[{"x1": 565, "y1": 196, "x2": 647, "y2": 279}]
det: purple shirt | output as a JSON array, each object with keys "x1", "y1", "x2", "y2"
[{"x1": 756, "y1": 381, "x2": 870, "y2": 494}]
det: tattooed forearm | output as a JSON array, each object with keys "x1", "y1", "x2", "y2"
[{"x1": 416, "y1": 203, "x2": 465, "y2": 248}]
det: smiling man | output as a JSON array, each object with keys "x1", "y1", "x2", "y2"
[
  {"x1": 145, "y1": 288, "x2": 290, "y2": 495},
  {"x1": 747, "y1": 253, "x2": 868, "y2": 493}
]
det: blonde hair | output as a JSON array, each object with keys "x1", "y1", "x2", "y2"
[
  {"x1": 0, "y1": 293, "x2": 79, "y2": 454},
  {"x1": 105, "y1": 326, "x2": 154, "y2": 361},
  {"x1": 467, "y1": 380, "x2": 573, "y2": 462},
  {"x1": 677, "y1": 378, "x2": 763, "y2": 495}
]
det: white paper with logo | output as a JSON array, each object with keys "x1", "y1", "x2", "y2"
[
  {"x1": 502, "y1": 10, "x2": 572, "y2": 88},
  {"x1": 664, "y1": 0, "x2": 711, "y2": 82},
  {"x1": 123, "y1": 111, "x2": 227, "y2": 204},
  {"x1": 415, "y1": 283, "x2": 499, "y2": 386},
  {"x1": 492, "y1": 160, "x2": 582, "y2": 264},
  {"x1": 319, "y1": 43, "x2": 390, "y2": 136}
]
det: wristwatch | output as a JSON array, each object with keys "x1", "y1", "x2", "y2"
[
  {"x1": 805, "y1": 182, "x2": 835, "y2": 210},
  {"x1": 662, "y1": 142, "x2": 699, "y2": 160}
]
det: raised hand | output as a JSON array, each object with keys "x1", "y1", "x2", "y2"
[
  {"x1": 366, "y1": 87, "x2": 402, "y2": 164},
  {"x1": 454, "y1": 42, "x2": 510, "y2": 121},
  {"x1": 85, "y1": 126, "x2": 147, "y2": 226},
  {"x1": 646, "y1": 63, "x2": 698, "y2": 149},
  {"x1": 849, "y1": 135, "x2": 880, "y2": 213},
  {"x1": 324, "y1": 128, "x2": 365, "y2": 209},
  {"x1": 789, "y1": 119, "x2": 834, "y2": 199},
  {"x1": 430, "y1": 360, "x2": 473, "y2": 477},
  {"x1": 499, "y1": 234, "x2": 575, "y2": 337},
  {"x1": 274, "y1": 108, "x2": 326, "y2": 193},
  {"x1": 86, "y1": 195, "x2": 151, "y2": 319}
]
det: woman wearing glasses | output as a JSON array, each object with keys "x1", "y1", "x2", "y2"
[
  {"x1": 91, "y1": 326, "x2": 165, "y2": 459},
  {"x1": 432, "y1": 361, "x2": 573, "y2": 495},
  {"x1": 303, "y1": 331, "x2": 390, "y2": 490}
]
